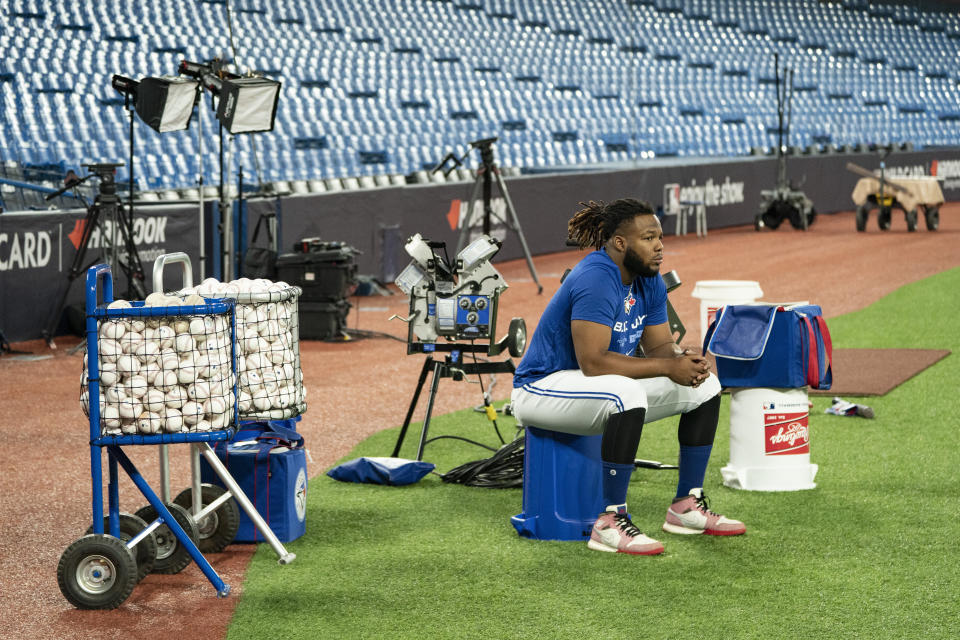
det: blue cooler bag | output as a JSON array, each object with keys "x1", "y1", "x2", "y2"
[
  {"x1": 704, "y1": 304, "x2": 833, "y2": 389},
  {"x1": 200, "y1": 423, "x2": 307, "y2": 543}
]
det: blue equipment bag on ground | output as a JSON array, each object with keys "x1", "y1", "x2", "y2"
[
  {"x1": 704, "y1": 304, "x2": 833, "y2": 389},
  {"x1": 200, "y1": 422, "x2": 308, "y2": 543},
  {"x1": 327, "y1": 457, "x2": 435, "y2": 486}
]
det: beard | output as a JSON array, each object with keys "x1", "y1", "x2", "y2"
[{"x1": 623, "y1": 246, "x2": 659, "y2": 278}]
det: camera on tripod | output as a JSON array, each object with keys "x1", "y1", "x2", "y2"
[{"x1": 392, "y1": 233, "x2": 526, "y2": 357}]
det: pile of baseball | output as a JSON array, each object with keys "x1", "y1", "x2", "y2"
[
  {"x1": 81, "y1": 295, "x2": 236, "y2": 436},
  {"x1": 181, "y1": 277, "x2": 305, "y2": 419}
]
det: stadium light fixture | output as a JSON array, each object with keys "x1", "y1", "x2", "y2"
[
  {"x1": 179, "y1": 60, "x2": 281, "y2": 134},
  {"x1": 111, "y1": 74, "x2": 199, "y2": 132}
]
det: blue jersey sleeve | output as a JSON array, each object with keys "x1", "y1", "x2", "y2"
[
  {"x1": 641, "y1": 275, "x2": 669, "y2": 326},
  {"x1": 569, "y1": 265, "x2": 618, "y2": 327}
]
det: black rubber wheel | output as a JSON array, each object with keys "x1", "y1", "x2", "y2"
[
  {"x1": 85, "y1": 512, "x2": 157, "y2": 582},
  {"x1": 57, "y1": 534, "x2": 137, "y2": 609},
  {"x1": 855, "y1": 204, "x2": 868, "y2": 232},
  {"x1": 878, "y1": 206, "x2": 892, "y2": 231},
  {"x1": 133, "y1": 502, "x2": 199, "y2": 574},
  {"x1": 173, "y1": 484, "x2": 240, "y2": 553},
  {"x1": 760, "y1": 205, "x2": 783, "y2": 230},
  {"x1": 506, "y1": 317, "x2": 527, "y2": 358},
  {"x1": 787, "y1": 204, "x2": 815, "y2": 230},
  {"x1": 906, "y1": 208, "x2": 918, "y2": 232},
  {"x1": 925, "y1": 205, "x2": 940, "y2": 231},
  {"x1": 753, "y1": 214, "x2": 764, "y2": 231}
]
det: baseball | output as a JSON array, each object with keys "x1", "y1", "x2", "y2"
[
  {"x1": 144, "y1": 292, "x2": 167, "y2": 306},
  {"x1": 118, "y1": 397, "x2": 142, "y2": 420},
  {"x1": 156, "y1": 326, "x2": 176, "y2": 349},
  {"x1": 183, "y1": 293, "x2": 207, "y2": 307},
  {"x1": 134, "y1": 339, "x2": 160, "y2": 363},
  {"x1": 142, "y1": 388, "x2": 166, "y2": 412},
  {"x1": 102, "y1": 405, "x2": 121, "y2": 429},
  {"x1": 164, "y1": 386, "x2": 188, "y2": 408},
  {"x1": 205, "y1": 396, "x2": 227, "y2": 417},
  {"x1": 176, "y1": 358, "x2": 198, "y2": 385},
  {"x1": 155, "y1": 369, "x2": 179, "y2": 391},
  {"x1": 100, "y1": 321, "x2": 126, "y2": 340},
  {"x1": 99, "y1": 362, "x2": 120, "y2": 387},
  {"x1": 187, "y1": 380, "x2": 211, "y2": 402},
  {"x1": 124, "y1": 375, "x2": 149, "y2": 399},
  {"x1": 116, "y1": 354, "x2": 141, "y2": 377},
  {"x1": 181, "y1": 401, "x2": 204, "y2": 425},
  {"x1": 209, "y1": 412, "x2": 229, "y2": 430},
  {"x1": 163, "y1": 407, "x2": 184, "y2": 433},
  {"x1": 188, "y1": 316, "x2": 206, "y2": 336},
  {"x1": 120, "y1": 331, "x2": 144, "y2": 355},
  {"x1": 252, "y1": 388, "x2": 271, "y2": 411},
  {"x1": 104, "y1": 385, "x2": 125, "y2": 404},
  {"x1": 174, "y1": 332, "x2": 195, "y2": 353},
  {"x1": 99, "y1": 338, "x2": 122, "y2": 363},
  {"x1": 120, "y1": 421, "x2": 137, "y2": 435},
  {"x1": 141, "y1": 361, "x2": 160, "y2": 384},
  {"x1": 137, "y1": 411, "x2": 163, "y2": 435},
  {"x1": 107, "y1": 299, "x2": 131, "y2": 310}
]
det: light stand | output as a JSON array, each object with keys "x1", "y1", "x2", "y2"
[
  {"x1": 41, "y1": 163, "x2": 147, "y2": 348},
  {"x1": 179, "y1": 59, "x2": 280, "y2": 281},
  {"x1": 437, "y1": 137, "x2": 542, "y2": 294}
]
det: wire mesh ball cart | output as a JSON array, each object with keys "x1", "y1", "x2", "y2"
[
  {"x1": 148, "y1": 253, "x2": 304, "y2": 566},
  {"x1": 58, "y1": 262, "x2": 248, "y2": 608}
]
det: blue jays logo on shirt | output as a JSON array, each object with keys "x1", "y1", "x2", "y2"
[{"x1": 624, "y1": 292, "x2": 636, "y2": 314}]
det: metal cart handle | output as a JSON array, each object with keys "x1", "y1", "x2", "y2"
[
  {"x1": 153, "y1": 252, "x2": 194, "y2": 294},
  {"x1": 85, "y1": 263, "x2": 114, "y2": 312}
]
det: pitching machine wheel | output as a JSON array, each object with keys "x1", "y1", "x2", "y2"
[
  {"x1": 133, "y1": 502, "x2": 199, "y2": 574},
  {"x1": 906, "y1": 208, "x2": 918, "y2": 232},
  {"x1": 855, "y1": 204, "x2": 868, "y2": 232},
  {"x1": 506, "y1": 317, "x2": 527, "y2": 358},
  {"x1": 173, "y1": 483, "x2": 240, "y2": 554},
  {"x1": 877, "y1": 206, "x2": 892, "y2": 231},
  {"x1": 924, "y1": 205, "x2": 940, "y2": 231},
  {"x1": 85, "y1": 512, "x2": 158, "y2": 582},
  {"x1": 57, "y1": 534, "x2": 137, "y2": 609}
]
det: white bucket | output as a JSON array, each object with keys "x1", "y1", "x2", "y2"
[
  {"x1": 691, "y1": 280, "x2": 763, "y2": 342},
  {"x1": 720, "y1": 387, "x2": 818, "y2": 491}
]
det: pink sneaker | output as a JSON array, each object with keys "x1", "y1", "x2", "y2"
[
  {"x1": 587, "y1": 511, "x2": 664, "y2": 555},
  {"x1": 662, "y1": 488, "x2": 746, "y2": 536}
]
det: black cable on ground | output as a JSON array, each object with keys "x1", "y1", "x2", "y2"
[{"x1": 440, "y1": 436, "x2": 524, "y2": 488}]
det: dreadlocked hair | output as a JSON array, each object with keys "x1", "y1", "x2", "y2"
[{"x1": 567, "y1": 198, "x2": 655, "y2": 250}]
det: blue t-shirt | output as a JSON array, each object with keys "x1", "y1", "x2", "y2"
[{"x1": 513, "y1": 248, "x2": 668, "y2": 387}]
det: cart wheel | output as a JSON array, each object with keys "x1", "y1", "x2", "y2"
[
  {"x1": 133, "y1": 503, "x2": 199, "y2": 574},
  {"x1": 753, "y1": 214, "x2": 764, "y2": 232},
  {"x1": 506, "y1": 317, "x2": 527, "y2": 358},
  {"x1": 173, "y1": 484, "x2": 240, "y2": 554},
  {"x1": 878, "y1": 206, "x2": 892, "y2": 231},
  {"x1": 855, "y1": 204, "x2": 868, "y2": 231},
  {"x1": 57, "y1": 534, "x2": 137, "y2": 609},
  {"x1": 760, "y1": 205, "x2": 784, "y2": 230},
  {"x1": 925, "y1": 205, "x2": 940, "y2": 231},
  {"x1": 906, "y1": 208, "x2": 918, "y2": 232},
  {"x1": 85, "y1": 512, "x2": 157, "y2": 582}
]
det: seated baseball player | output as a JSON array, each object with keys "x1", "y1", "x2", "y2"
[{"x1": 510, "y1": 198, "x2": 745, "y2": 555}]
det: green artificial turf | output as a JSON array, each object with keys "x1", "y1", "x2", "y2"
[{"x1": 228, "y1": 268, "x2": 960, "y2": 640}]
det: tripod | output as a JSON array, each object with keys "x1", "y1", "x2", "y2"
[
  {"x1": 391, "y1": 342, "x2": 517, "y2": 461},
  {"x1": 41, "y1": 163, "x2": 147, "y2": 348},
  {"x1": 439, "y1": 138, "x2": 542, "y2": 294}
]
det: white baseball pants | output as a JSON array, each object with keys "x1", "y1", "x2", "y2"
[{"x1": 510, "y1": 370, "x2": 721, "y2": 435}]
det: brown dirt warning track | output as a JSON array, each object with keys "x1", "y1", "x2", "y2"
[{"x1": 1, "y1": 205, "x2": 958, "y2": 640}]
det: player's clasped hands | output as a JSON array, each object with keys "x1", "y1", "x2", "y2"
[{"x1": 670, "y1": 348, "x2": 712, "y2": 388}]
